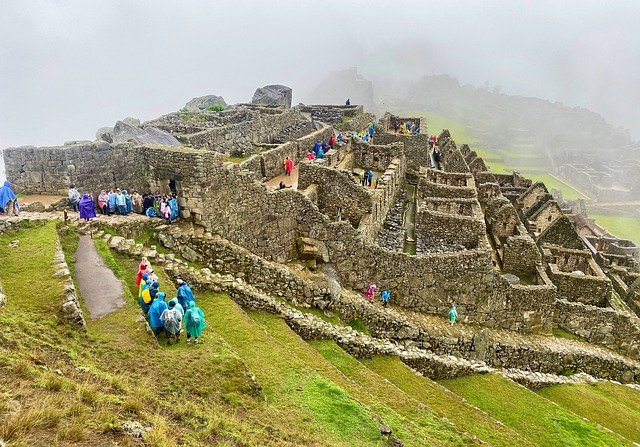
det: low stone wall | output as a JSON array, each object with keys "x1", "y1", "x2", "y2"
[
  {"x1": 298, "y1": 161, "x2": 374, "y2": 228},
  {"x1": 415, "y1": 206, "x2": 486, "y2": 249},
  {"x1": 157, "y1": 229, "x2": 333, "y2": 305},
  {"x1": 554, "y1": 298, "x2": 640, "y2": 360},
  {"x1": 54, "y1": 238, "x2": 86, "y2": 330},
  {"x1": 418, "y1": 169, "x2": 477, "y2": 200},
  {"x1": 181, "y1": 107, "x2": 302, "y2": 155},
  {"x1": 548, "y1": 264, "x2": 612, "y2": 307}
]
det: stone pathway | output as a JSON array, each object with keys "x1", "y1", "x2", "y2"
[
  {"x1": 264, "y1": 165, "x2": 299, "y2": 190},
  {"x1": 74, "y1": 235, "x2": 124, "y2": 319}
]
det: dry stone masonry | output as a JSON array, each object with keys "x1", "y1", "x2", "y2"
[{"x1": 4, "y1": 92, "x2": 640, "y2": 386}]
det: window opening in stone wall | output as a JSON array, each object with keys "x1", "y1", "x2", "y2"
[{"x1": 169, "y1": 179, "x2": 177, "y2": 195}]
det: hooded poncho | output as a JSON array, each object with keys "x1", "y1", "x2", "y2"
[
  {"x1": 79, "y1": 194, "x2": 96, "y2": 219},
  {"x1": 0, "y1": 181, "x2": 17, "y2": 212},
  {"x1": 184, "y1": 301, "x2": 206, "y2": 337},
  {"x1": 148, "y1": 292, "x2": 168, "y2": 329}
]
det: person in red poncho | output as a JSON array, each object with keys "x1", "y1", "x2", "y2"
[
  {"x1": 284, "y1": 157, "x2": 294, "y2": 176},
  {"x1": 135, "y1": 257, "x2": 150, "y2": 286},
  {"x1": 329, "y1": 133, "x2": 336, "y2": 148}
]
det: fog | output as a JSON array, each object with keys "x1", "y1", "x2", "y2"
[{"x1": 1, "y1": 0, "x2": 639, "y2": 157}]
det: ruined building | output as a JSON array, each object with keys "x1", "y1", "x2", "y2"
[{"x1": 4, "y1": 88, "x2": 640, "y2": 382}]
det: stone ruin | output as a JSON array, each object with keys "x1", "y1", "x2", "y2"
[{"x1": 4, "y1": 97, "x2": 640, "y2": 382}]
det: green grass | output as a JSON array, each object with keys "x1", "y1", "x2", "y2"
[
  {"x1": 552, "y1": 327, "x2": 583, "y2": 341},
  {"x1": 247, "y1": 314, "x2": 470, "y2": 446},
  {"x1": 203, "y1": 296, "x2": 388, "y2": 446},
  {"x1": 588, "y1": 214, "x2": 640, "y2": 245},
  {"x1": 537, "y1": 382, "x2": 640, "y2": 444},
  {"x1": 0, "y1": 223, "x2": 402, "y2": 446},
  {"x1": 363, "y1": 356, "x2": 530, "y2": 447},
  {"x1": 225, "y1": 154, "x2": 253, "y2": 163},
  {"x1": 439, "y1": 373, "x2": 630, "y2": 447}
]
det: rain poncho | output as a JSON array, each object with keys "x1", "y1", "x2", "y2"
[
  {"x1": 148, "y1": 292, "x2": 168, "y2": 329},
  {"x1": 168, "y1": 298, "x2": 184, "y2": 317},
  {"x1": 145, "y1": 207, "x2": 157, "y2": 218},
  {"x1": 108, "y1": 192, "x2": 116, "y2": 213},
  {"x1": 177, "y1": 282, "x2": 195, "y2": 312},
  {"x1": 184, "y1": 301, "x2": 206, "y2": 337},
  {"x1": 161, "y1": 302, "x2": 183, "y2": 335},
  {"x1": 0, "y1": 181, "x2": 17, "y2": 212},
  {"x1": 448, "y1": 306, "x2": 458, "y2": 324},
  {"x1": 79, "y1": 194, "x2": 96, "y2": 220},
  {"x1": 136, "y1": 264, "x2": 148, "y2": 286}
]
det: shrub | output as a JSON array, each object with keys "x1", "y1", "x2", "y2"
[{"x1": 206, "y1": 104, "x2": 225, "y2": 112}]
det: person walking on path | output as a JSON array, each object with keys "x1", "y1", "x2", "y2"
[
  {"x1": 365, "y1": 283, "x2": 377, "y2": 303},
  {"x1": 176, "y1": 279, "x2": 195, "y2": 312},
  {"x1": 381, "y1": 289, "x2": 391, "y2": 308},
  {"x1": 184, "y1": 300, "x2": 206, "y2": 344},
  {"x1": 149, "y1": 292, "x2": 168, "y2": 336},
  {"x1": 161, "y1": 300, "x2": 183, "y2": 345},
  {"x1": 448, "y1": 304, "x2": 458, "y2": 326},
  {"x1": 68, "y1": 184, "x2": 80, "y2": 212},
  {"x1": 284, "y1": 156, "x2": 294, "y2": 176}
]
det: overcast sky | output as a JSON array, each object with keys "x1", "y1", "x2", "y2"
[{"x1": 1, "y1": 0, "x2": 639, "y2": 152}]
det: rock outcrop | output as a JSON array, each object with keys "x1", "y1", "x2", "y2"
[
  {"x1": 252, "y1": 85, "x2": 292, "y2": 108},
  {"x1": 112, "y1": 121, "x2": 181, "y2": 147},
  {"x1": 184, "y1": 95, "x2": 227, "y2": 112}
]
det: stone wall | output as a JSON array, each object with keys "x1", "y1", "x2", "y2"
[
  {"x1": 298, "y1": 161, "x2": 374, "y2": 228},
  {"x1": 237, "y1": 126, "x2": 336, "y2": 181},
  {"x1": 418, "y1": 170, "x2": 477, "y2": 200},
  {"x1": 555, "y1": 298, "x2": 640, "y2": 360},
  {"x1": 543, "y1": 244, "x2": 612, "y2": 306},
  {"x1": 352, "y1": 141, "x2": 403, "y2": 171},
  {"x1": 373, "y1": 133, "x2": 431, "y2": 170},
  {"x1": 502, "y1": 235, "x2": 542, "y2": 275},
  {"x1": 415, "y1": 201, "x2": 486, "y2": 249},
  {"x1": 180, "y1": 107, "x2": 303, "y2": 155}
]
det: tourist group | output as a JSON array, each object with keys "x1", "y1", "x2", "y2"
[
  {"x1": 136, "y1": 257, "x2": 206, "y2": 345},
  {"x1": 68, "y1": 185, "x2": 179, "y2": 223}
]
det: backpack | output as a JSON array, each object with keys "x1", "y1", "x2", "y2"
[
  {"x1": 165, "y1": 309, "x2": 177, "y2": 324},
  {"x1": 191, "y1": 310, "x2": 201, "y2": 325}
]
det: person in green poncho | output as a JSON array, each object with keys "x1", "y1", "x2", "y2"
[
  {"x1": 448, "y1": 304, "x2": 458, "y2": 326},
  {"x1": 184, "y1": 300, "x2": 206, "y2": 344}
]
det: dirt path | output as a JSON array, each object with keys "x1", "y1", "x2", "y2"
[{"x1": 75, "y1": 235, "x2": 125, "y2": 319}]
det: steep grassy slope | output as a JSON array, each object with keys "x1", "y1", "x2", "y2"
[
  {"x1": 537, "y1": 382, "x2": 640, "y2": 443},
  {"x1": 361, "y1": 355, "x2": 532, "y2": 447},
  {"x1": 439, "y1": 373, "x2": 631, "y2": 447}
]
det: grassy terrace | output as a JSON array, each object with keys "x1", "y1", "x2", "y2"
[
  {"x1": 439, "y1": 374, "x2": 631, "y2": 447},
  {"x1": 2, "y1": 222, "x2": 640, "y2": 445},
  {"x1": 588, "y1": 213, "x2": 640, "y2": 245}
]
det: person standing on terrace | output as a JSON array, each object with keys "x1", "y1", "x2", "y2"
[{"x1": 284, "y1": 156, "x2": 294, "y2": 176}]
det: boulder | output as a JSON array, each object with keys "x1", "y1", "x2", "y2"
[
  {"x1": 251, "y1": 84, "x2": 292, "y2": 108},
  {"x1": 112, "y1": 121, "x2": 181, "y2": 147},
  {"x1": 122, "y1": 117, "x2": 141, "y2": 127},
  {"x1": 184, "y1": 95, "x2": 227, "y2": 112},
  {"x1": 20, "y1": 201, "x2": 45, "y2": 212},
  {"x1": 95, "y1": 126, "x2": 114, "y2": 143}
]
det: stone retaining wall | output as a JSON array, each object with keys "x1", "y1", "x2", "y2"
[
  {"x1": 554, "y1": 298, "x2": 640, "y2": 360},
  {"x1": 54, "y1": 238, "x2": 86, "y2": 330}
]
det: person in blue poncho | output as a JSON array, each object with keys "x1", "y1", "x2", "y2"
[
  {"x1": 123, "y1": 190, "x2": 133, "y2": 214},
  {"x1": 184, "y1": 300, "x2": 206, "y2": 344},
  {"x1": 381, "y1": 289, "x2": 391, "y2": 308},
  {"x1": 107, "y1": 189, "x2": 117, "y2": 215},
  {"x1": 176, "y1": 279, "x2": 194, "y2": 312},
  {"x1": 168, "y1": 195, "x2": 179, "y2": 222},
  {"x1": 148, "y1": 292, "x2": 168, "y2": 336},
  {"x1": 0, "y1": 181, "x2": 18, "y2": 216},
  {"x1": 138, "y1": 277, "x2": 152, "y2": 314}
]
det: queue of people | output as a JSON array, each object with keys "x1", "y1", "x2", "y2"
[
  {"x1": 393, "y1": 120, "x2": 421, "y2": 136},
  {"x1": 136, "y1": 257, "x2": 206, "y2": 345},
  {"x1": 68, "y1": 185, "x2": 179, "y2": 224},
  {"x1": 0, "y1": 180, "x2": 19, "y2": 216}
]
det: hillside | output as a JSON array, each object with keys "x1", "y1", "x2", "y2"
[{"x1": 1, "y1": 216, "x2": 638, "y2": 445}]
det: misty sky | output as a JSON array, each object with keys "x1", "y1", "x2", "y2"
[{"x1": 1, "y1": 0, "x2": 639, "y2": 151}]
